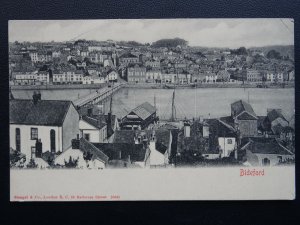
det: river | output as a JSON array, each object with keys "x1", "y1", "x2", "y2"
[{"x1": 12, "y1": 87, "x2": 295, "y2": 121}]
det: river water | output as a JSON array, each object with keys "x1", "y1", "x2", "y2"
[{"x1": 12, "y1": 87, "x2": 295, "y2": 121}]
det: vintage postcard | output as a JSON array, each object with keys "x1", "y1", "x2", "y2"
[{"x1": 9, "y1": 19, "x2": 295, "y2": 201}]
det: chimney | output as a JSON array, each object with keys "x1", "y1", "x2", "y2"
[
  {"x1": 149, "y1": 130, "x2": 156, "y2": 152},
  {"x1": 37, "y1": 91, "x2": 41, "y2": 100},
  {"x1": 184, "y1": 121, "x2": 191, "y2": 138},
  {"x1": 71, "y1": 135, "x2": 80, "y2": 149},
  {"x1": 203, "y1": 122, "x2": 210, "y2": 138},
  {"x1": 35, "y1": 139, "x2": 42, "y2": 158},
  {"x1": 87, "y1": 107, "x2": 93, "y2": 117},
  {"x1": 32, "y1": 91, "x2": 40, "y2": 105}
]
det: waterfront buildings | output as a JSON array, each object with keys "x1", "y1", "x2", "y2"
[
  {"x1": 127, "y1": 64, "x2": 146, "y2": 83},
  {"x1": 246, "y1": 69, "x2": 263, "y2": 82}
]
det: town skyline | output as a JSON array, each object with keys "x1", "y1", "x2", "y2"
[{"x1": 9, "y1": 19, "x2": 294, "y2": 48}]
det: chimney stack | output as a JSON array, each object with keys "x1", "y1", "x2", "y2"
[
  {"x1": 203, "y1": 122, "x2": 210, "y2": 138},
  {"x1": 71, "y1": 135, "x2": 80, "y2": 149},
  {"x1": 184, "y1": 121, "x2": 191, "y2": 138},
  {"x1": 32, "y1": 91, "x2": 40, "y2": 105}
]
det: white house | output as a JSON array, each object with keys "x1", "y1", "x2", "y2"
[
  {"x1": 205, "y1": 73, "x2": 218, "y2": 83},
  {"x1": 36, "y1": 71, "x2": 50, "y2": 85},
  {"x1": 204, "y1": 118, "x2": 237, "y2": 158},
  {"x1": 240, "y1": 137, "x2": 294, "y2": 166},
  {"x1": 266, "y1": 72, "x2": 284, "y2": 83},
  {"x1": 54, "y1": 137, "x2": 109, "y2": 169},
  {"x1": 13, "y1": 71, "x2": 38, "y2": 85},
  {"x1": 146, "y1": 70, "x2": 162, "y2": 82},
  {"x1": 79, "y1": 115, "x2": 108, "y2": 143},
  {"x1": 10, "y1": 96, "x2": 80, "y2": 163},
  {"x1": 107, "y1": 70, "x2": 118, "y2": 82},
  {"x1": 29, "y1": 51, "x2": 38, "y2": 63},
  {"x1": 52, "y1": 70, "x2": 83, "y2": 84}
]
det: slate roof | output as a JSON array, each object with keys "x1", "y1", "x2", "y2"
[
  {"x1": 115, "y1": 128, "x2": 170, "y2": 141},
  {"x1": 219, "y1": 116, "x2": 235, "y2": 128},
  {"x1": 267, "y1": 109, "x2": 287, "y2": 123},
  {"x1": 10, "y1": 99, "x2": 73, "y2": 126},
  {"x1": 257, "y1": 116, "x2": 268, "y2": 131},
  {"x1": 240, "y1": 137, "x2": 293, "y2": 155},
  {"x1": 114, "y1": 129, "x2": 171, "y2": 154},
  {"x1": 92, "y1": 143, "x2": 147, "y2": 162},
  {"x1": 177, "y1": 121, "x2": 212, "y2": 154},
  {"x1": 114, "y1": 130, "x2": 136, "y2": 144},
  {"x1": 130, "y1": 102, "x2": 156, "y2": 120},
  {"x1": 205, "y1": 119, "x2": 236, "y2": 137},
  {"x1": 79, "y1": 138, "x2": 109, "y2": 163},
  {"x1": 231, "y1": 100, "x2": 257, "y2": 119},
  {"x1": 81, "y1": 115, "x2": 107, "y2": 129}
]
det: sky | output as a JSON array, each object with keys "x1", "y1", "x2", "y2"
[{"x1": 9, "y1": 19, "x2": 294, "y2": 48}]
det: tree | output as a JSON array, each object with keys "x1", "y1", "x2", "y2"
[
  {"x1": 152, "y1": 38, "x2": 188, "y2": 48},
  {"x1": 267, "y1": 50, "x2": 282, "y2": 59},
  {"x1": 231, "y1": 47, "x2": 248, "y2": 55},
  {"x1": 64, "y1": 156, "x2": 79, "y2": 168},
  {"x1": 83, "y1": 151, "x2": 93, "y2": 161},
  {"x1": 10, "y1": 148, "x2": 26, "y2": 168},
  {"x1": 27, "y1": 159, "x2": 38, "y2": 169},
  {"x1": 83, "y1": 151, "x2": 93, "y2": 168}
]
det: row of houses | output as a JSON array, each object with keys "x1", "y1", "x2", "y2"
[
  {"x1": 12, "y1": 68, "x2": 119, "y2": 85},
  {"x1": 126, "y1": 65, "x2": 294, "y2": 84}
]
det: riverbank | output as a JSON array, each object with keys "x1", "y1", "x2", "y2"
[
  {"x1": 10, "y1": 81, "x2": 295, "y2": 90},
  {"x1": 10, "y1": 83, "x2": 108, "y2": 90},
  {"x1": 126, "y1": 82, "x2": 295, "y2": 89}
]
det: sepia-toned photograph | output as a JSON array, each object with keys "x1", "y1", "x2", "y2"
[{"x1": 9, "y1": 19, "x2": 295, "y2": 201}]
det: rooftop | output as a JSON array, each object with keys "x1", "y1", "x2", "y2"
[
  {"x1": 130, "y1": 102, "x2": 156, "y2": 120},
  {"x1": 231, "y1": 100, "x2": 257, "y2": 119},
  {"x1": 92, "y1": 143, "x2": 147, "y2": 162},
  {"x1": 10, "y1": 99, "x2": 74, "y2": 126},
  {"x1": 241, "y1": 137, "x2": 293, "y2": 155}
]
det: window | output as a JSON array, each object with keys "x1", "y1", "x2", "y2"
[
  {"x1": 277, "y1": 156, "x2": 283, "y2": 163},
  {"x1": 50, "y1": 129, "x2": 56, "y2": 153},
  {"x1": 227, "y1": 139, "x2": 232, "y2": 144},
  {"x1": 16, "y1": 128, "x2": 21, "y2": 152},
  {"x1": 84, "y1": 133, "x2": 90, "y2": 141},
  {"x1": 262, "y1": 158, "x2": 270, "y2": 166},
  {"x1": 31, "y1": 146, "x2": 36, "y2": 159},
  {"x1": 31, "y1": 128, "x2": 38, "y2": 140}
]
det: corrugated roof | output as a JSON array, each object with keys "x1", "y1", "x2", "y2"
[
  {"x1": 10, "y1": 99, "x2": 73, "y2": 126},
  {"x1": 131, "y1": 102, "x2": 156, "y2": 120}
]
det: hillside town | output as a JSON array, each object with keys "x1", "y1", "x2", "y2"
[
  {"x1": 9, "y1": 38, "x2": 295, "y2": 169},
  {"x1": 9, "y1": 39, "x2": 295, "y2": 87}
]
